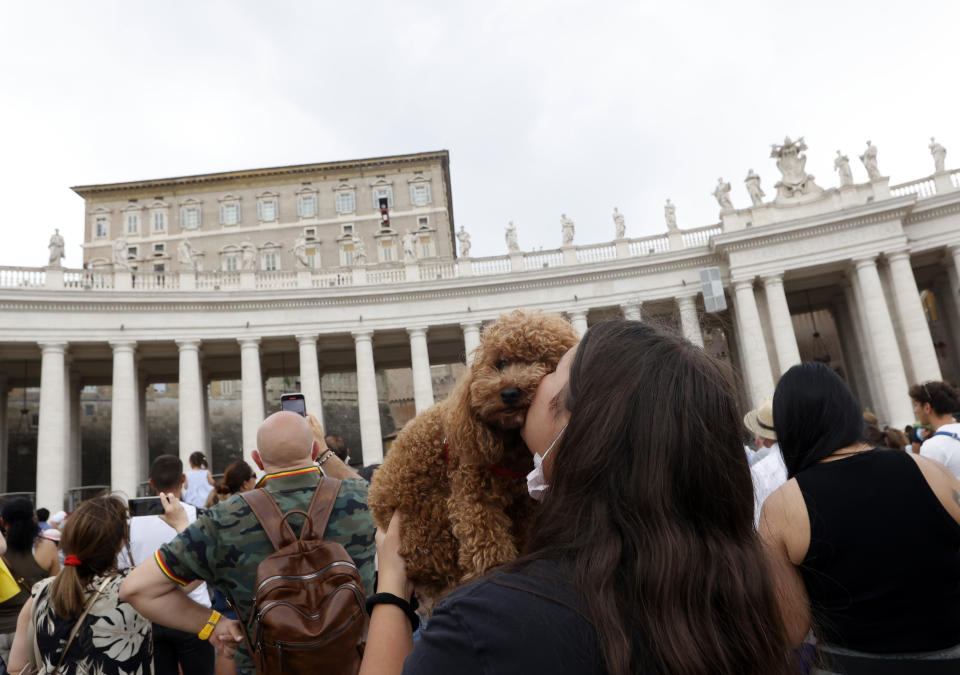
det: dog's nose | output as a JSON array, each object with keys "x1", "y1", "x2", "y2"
[{"x1": 500, "y1": 387, "x2": 522, "y2": 405}]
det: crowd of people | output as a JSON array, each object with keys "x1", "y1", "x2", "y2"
[{"x1": 0, "y1": 318, "x2": 958, "y2": 675}]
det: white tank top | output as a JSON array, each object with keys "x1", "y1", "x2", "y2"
[{"x1": 183, "y1": 469, "x2": 214, "y2": 508}]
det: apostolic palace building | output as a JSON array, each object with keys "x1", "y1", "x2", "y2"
[{"x1": 2, "y1": 139, "x2": 959, "y2": 511}]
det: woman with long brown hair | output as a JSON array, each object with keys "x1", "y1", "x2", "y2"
[
  {"x1": 362, "y1": 320, "x2": 799, "y2": 675},
  {"x1": 6, "y1": 495, "x2": 152, "y2": 675}
]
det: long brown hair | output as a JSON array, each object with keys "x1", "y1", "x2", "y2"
[
  {"x1": 517, "y1": 320, "x2": 795, "y2": 674},
  {"x1": 48, "y1": 495, "x2": 129, "y2": 619},
  {"x1": 215, "y1": 460, "x2": 254, "y2": 496}
]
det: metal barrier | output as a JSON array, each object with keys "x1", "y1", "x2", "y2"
[{"x1": 65, "y1": 485, "x2": 111, "y2": 511}]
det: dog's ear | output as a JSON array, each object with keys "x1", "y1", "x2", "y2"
[{"x1": 444, "y1": 373, "x2": 503, "y2": 466}]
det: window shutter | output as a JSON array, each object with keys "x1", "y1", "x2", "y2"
[
  {"x1": 219, "y1": 203, "x2": 226, "y2": 224},
  {"x1": 297, "y1": 196, "x2": 303, "y2": 217},
  {"x1": 257, "y1": 199, "x2": 263, "y2": 220},
  {"x1": 236, "y1": 202, "x2": 242, "y2": 222},
  {"x1": 179, "y1": 207, "x2": 185, "y2": 228}
]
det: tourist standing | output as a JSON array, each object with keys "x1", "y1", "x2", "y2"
[
  {"x1": 183, "y1": 452, "x2": 215, "y2": 508},
  {"x1": 745, "y1": 397, "x2": 788, "y2": 528},
  {"x1": 909, "y1": 380, "x2": 960, "y2": 478}
]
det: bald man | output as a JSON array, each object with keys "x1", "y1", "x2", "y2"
[{"x1": 120, "y1": 413, "x2": 376, "y2": 675}]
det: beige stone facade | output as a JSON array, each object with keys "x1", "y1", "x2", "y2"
[{"x1": 74, "y1": 151, "x2": 455, "y2": 272}]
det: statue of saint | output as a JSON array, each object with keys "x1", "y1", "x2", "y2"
[
  {"x1": 664, "y1": 199, "x2": 678, "y2": 231},
  {"x1": 456, "y1": 226, "x2": 472, "y2": 257},
  {"x1": 834, "y1": 150, "x2": 854, "y2": 186},
  {"x1": 860, "y1": 140, "x2": 881, "y2": 181},
  {"x1": 712, "y1": 179, "x2": 734, "y2": 211},
  {"x1": 178, "y1": 238, "x2": 199, "y2": 271},
  {"x1": 743, "y1": 170, "x2": 765, "y2": 207},
  {"x1": 47, "y1": 229, "x2": 65, "y2": 267},
  {"x1": 240, "y1": 242, "x2": 257, "y2": 271},
  {"x1": 353, "y1": 235, "x2": 367, "y2": 266},
  {"x1": 402, "y1": 230, "x2": 417, "y2": 263},
  {"x1": 769, "y1": 136, "x2": 821, "y2": 198},
  {"x1": 613, "y1": 208, "x2": 626, "y2": 239},
  {"x1": 930, "y1": 137, "x2": 947, "y2": 173},
  {"x1": 113, "y1": 238, "x2": 130, "y2": 270},
  {"x1": 505, "y1": 221, "x2": 520, "y2": 253},
  {"x1": 292, "y1": 234, "x2": 310, "y2": 268},
  {"x1": 561, "y1": 214, "x2": 575, "y2": 246}
]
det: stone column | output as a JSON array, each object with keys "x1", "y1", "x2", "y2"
[
  {"x1": 238, "y1": 338, "x2": 265, "y2": 468},
  {"x1": 201, "y1": 377, "x2": 212, "y2": 458},
  {"x1": 110, "y1": 341, "x2": 140, "y2": 499},
  {"x1": 761, "y1": 274, "x2": 802, "y2": 374},
  {"x1": 296, "y1": 334, "x2": 324, "y2": 424},
  {"x1": 676, "y1": 294, "x2": 704, "y2": 348},
  {"x1": 137, "y1": 373, "x2": 149, "y2": 484},
  {"x1": 846, "y1": 279, "x2": 885, "y2": 418},
  {"x1": 36, "y1": 343, "x2": 68, "y2": 511},
  {"x1": 68, "y1": 376, "x2": 82, "y2": 489},
  {"x1": 177, "y1": 340, "x2": 205, "y2": 469},
  {"x1": 0, "y1": 372, "x2": 8, "y2": 493},
  {"x1": 852, "y1": 257, "x2": 914, "y2": 427},
  {"x1": 731, "y1": 280, "x2": 775, "y2": 407},
  {"x1": 408, "y1": 327, "x2": 435, "y2": 414},
  {"x1": 352, "y1": 330, "x2": 383, "y2": 465},
  {"x1": 460, "y1": 321, "x2": 482, "y2": 365},
  {"x1": 620, "y1": 301, "x2": 642, "y2": 322},
  {"x1": 886, "y1": 250, "x2": 942, "y2": 383},
  {"x1": 568, "y1": 310, "x2": 589, "y2": 337},
  {"x1": 61, "y1": 355, "x2": 73, "y2": 491},
  {"x1": 950, "y1": 245, "x2": 960, "y2": 284}
]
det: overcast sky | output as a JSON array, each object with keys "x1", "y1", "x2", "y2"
[{"x1": 1, "y1": 0, "x2": 957, "y2": 269}]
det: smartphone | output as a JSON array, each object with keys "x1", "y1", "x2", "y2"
[
  {"x1": 281, "y1": 393, "x2": 307, "y2": 417},
  {"x1": 129, "y1": 497, "x2": 164, "y2": 517}
]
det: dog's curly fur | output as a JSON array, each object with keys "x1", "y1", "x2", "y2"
[{"x1": 367, "y1": 309, "x2": 580, "y2": 608}]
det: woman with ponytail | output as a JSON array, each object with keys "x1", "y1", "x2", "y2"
[
  {"x1": 183, "y1": 452, "x2": 215, "y2": 508},
  {"x1": 6, "y1": 495, "x2": 152, "y2": 675},
  {"x1": 0, "y1": 498, "x2": 59, "y2": 665},
  {"x1": 205, "y1": 459, "x2": 255, "y2": 508}
]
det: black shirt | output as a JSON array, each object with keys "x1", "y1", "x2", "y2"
[{"x1": 402, "y1": 559, "x2": 606, "y2": 675}]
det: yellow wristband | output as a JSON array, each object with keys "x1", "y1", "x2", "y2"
[{"x1": 197, "y1": 610, "x2": 222, "y2": 641}]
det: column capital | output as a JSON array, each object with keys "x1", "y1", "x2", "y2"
[
  {"x1": 731, "y1": 277, "x2": 756, "y2": 291},
  {"x1": 351, "y1": 329, "x2": 374, "y2": 342},
  {"x1": 459, "y1": 320, "x2": 482, "y2": 331},
  {"x1": 108, "y1": 340, "x2": 137, "y2": 353},
  {"x1": 175, "y1": 338, "x2": 202, "y2": 351},
  {"x1": 884, "y1": 248, "x2": 911, "y2": 264},
  {"x1": 406, "y1": 326, "x2": 429, "y2": 338},
  {"x1": 675, "y1": 293, "x2": 698, "y2": 306},
  {"x1": 37, "y1": 341, "x2": 68, "y2": 354},
  {"x1": 760, "y1": 273, "x2": 784, "y2": 286},
  {"x1": 567, "y1": 309, "x2": 588, "y2": 319},
  {"x1": 294, "y1": 333, "x2": 319, "y2": 345},
  {"x1": 237, "y1": 337, "x2": 261, "y2": 349},
  {"x1": 947, "y1": 243, "x2": 960, "y2": 256},
  {"x1": 851, "y1": 255, "x2": 878, "y2": 271}
]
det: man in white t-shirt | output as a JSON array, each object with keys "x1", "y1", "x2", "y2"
[
  {"x1": 909, "y1": 380, "x2": 960, "y2": 479},
  {"x1": 120, "y1": 455, "x2": 214, "y2": 675},
  {"x1": 744, "y1": 397, "x2": 788, "y2": 529}
]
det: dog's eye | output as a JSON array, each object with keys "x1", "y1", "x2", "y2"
[{"x1": 495, "y1": 360, "x2": 508, "y2": 371}]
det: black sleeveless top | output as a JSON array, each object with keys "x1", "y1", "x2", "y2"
[{"x1": 796, "y1": 448, "x2": 960, "y2": 653}]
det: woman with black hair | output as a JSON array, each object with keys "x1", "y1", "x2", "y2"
[
  {"x1": 762, "y1": 362, "x2": 960, "y2": 673},
  {"x1": 0, "y1": 498, "x2": 59, "y2": 666},
  {"x1": 361, "y1": 320, "x2": 798, "y2": 675}
]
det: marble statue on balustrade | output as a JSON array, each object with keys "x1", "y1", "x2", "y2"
[
  {"x1": 744, "y1": 169, "x2": 765, "y2": 207},
  {"x1": 292, "y1": 234, "x2": 310, "y2": 268},
  {"x1": 930, "y1": 137, "x2": 947, "y2": 173},
  {"x1": 354, "y1": 234, "x2": 368, "y2": 265},
  {"x1": 664, "y1": 199, "x2": 678, "y2": 231},
  {"x1": 561, "y1": 214, "x2": 575, "y2": 246},
  {"x1": 505, "y1": 221, "x2": 520, "y2": 253},
  {"x1": 456, "y1": 226, "x2": 471, "y2": 257},
  {"x1": 402, "y1": 230, "x2": 417, "y2": 263},
  {"x1": 177, "y1": 238, "x2": 203, "y2": 272},
  {"x1": 860, "y1": 140, "x2": 882, "y2": 181},
  {"x1": 240, "y1": 242, "x2": 257, "y2": 271},
  {"x1": 47, "y1": 229, "x2": 64, "y2": 267},
  {"x1": 834, "y1": 150, "x2": 854, "y2": 187},
  {"x1": 613, "y1": 208, "x2": 626, "y2": 239},
  {"x1": 712, "y1": 179, "x2": 734, "y2": 211},
  {"x1": 113, "y1": 239, "x2": 130, "y2": 270},
  {"x1": 770, "y1": 136, "x2": 821, "y2": 199}
]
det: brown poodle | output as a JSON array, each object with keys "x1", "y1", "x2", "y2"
[{"x1": 368, "y1": 309, "x2": 579, "y2": 609}]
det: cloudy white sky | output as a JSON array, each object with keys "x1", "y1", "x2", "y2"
[{"x1": 1, "y1": 0, "x2": 957, "y2": 268}]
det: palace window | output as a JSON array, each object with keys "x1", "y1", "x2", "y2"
[
  {"x1": 153, "y1": 243, "x2": 165, "y2": 255},
  {"x1": 335, "y1": 191, "x2": 356, "y2": 214},
  {"x1": 341, "y1": 223, "x2": 354, "y2": 236},
  {"x1": 298, "y1": 193, "x2": 317, "y2": 218},
  {"x1": 219, "y1": 200, "x2": 241, "y2": 226},
  {"x1": 372, "y1": 186, "x2": 394, "y2": 208},
  {"x1": 180, "y1": 206, "x2": 201, "y2": 230},
  {"x1": 258, "y1": 195, "x2": 279, "y2": 222},
  {"x1": 222, "y1": 252, "x2": 239, "y2": 272},
  {"x1": 152, "y1": 211, "x2": 166, "y2": 232},
  {"x1": 417, "y1": 216, "x2": 429, "y2": 229},
  {"x1": 304, "y1": 227, "x2": 317, "y2": 240},
  {"x1": 410, "y1": 183, "x2": 431, "y2": 206},
  {"x1": 261, "y1": 248, "x2": 279, "y2": 271},
  {"x1": 95, "y1": 217, "x2": 108, "y2": 238},
  {"x1": 419, "y1": 235, "x2": 434, "y2": 258},
  {"x1": 340, "y1": 242, "x2": 354, "y2": 267},
  {"x1": 126, "y1": 213, "x2": 140, "y2": 235},
  {"x1": 154, "y1": 263, "x2": 165, "y2": 273},
  {"x1": 127, "y1": 246, "x2": 139, "y2": 259},
  {"x1": 379, "y1": 239, "x2": 394, "y2": 263}
]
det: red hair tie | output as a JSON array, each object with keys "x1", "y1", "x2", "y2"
[{"x1": 63, "y1": 555, "x2": 82, "y2": 567}]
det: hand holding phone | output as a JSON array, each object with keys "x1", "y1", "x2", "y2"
[
  {"x1": 281, "y1": 393, "x2": 307, "y2": 416},
  {"x1": 128, "y1": 497, "x2": 164, "y2": 517}
]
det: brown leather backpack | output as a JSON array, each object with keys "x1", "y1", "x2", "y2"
[{"x1": 240, "y1": 478, "x2": 367, "y2": 674}]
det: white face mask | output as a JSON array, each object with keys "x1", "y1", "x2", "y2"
[{"x1": 526, "y1": 424, "x2": 567, "y2": 502}]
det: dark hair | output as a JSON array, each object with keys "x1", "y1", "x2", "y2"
[
  {"x1": 150, "y1": 454, "x2": 184, "y2": 492},
  {"x1": 215, "y1": 460, "x2": 254, "y2": 496},
  {"x1": 49, "y1": 495, "x2": 128, "y2": 619},
  {"x1": 1, "y1": 498, "x2": 39, "y2": 553},
  {"x1": 514, "y1": 320, "x2": 794, "y2": 675},
  {"x1": 36, "y1": 507, "x2": 50, "y2": 523},
  {"x1": 908, "y1": 380, "x2": 960, "y2": 416},
  {"x1": 881, "y1": 427, "x2": 909, "y2": 451},
  {"x1": 358, "y1": 463, "x2": 380, "y2": 483},
  {"x1": 189, "y1": 451, "x2": 209, "y2": 469},
  {"x1": 774, "y1": 362, "x2": 863, "y2": 478}
]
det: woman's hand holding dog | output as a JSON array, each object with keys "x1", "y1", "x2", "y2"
[{"x1": 376, "y1": 511, "x2": 414, "y2": 600}]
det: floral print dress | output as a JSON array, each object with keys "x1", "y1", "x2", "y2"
[{"x1": 30, "y1": 572, "x2": 152, "y2": 675}]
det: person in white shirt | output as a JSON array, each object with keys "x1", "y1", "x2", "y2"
[
  {"x1": 744, "y1": 397, "x2": 787, "y2": 528},
  {"x1": 119, "y1": 455, "x2": 214, "y2": 675},
  {"x1": 909, "y1": 380, "x2": 960, "y2": 479},
  {"x1": 183, "y1": 452, "x2": 215, "y2": 508}
]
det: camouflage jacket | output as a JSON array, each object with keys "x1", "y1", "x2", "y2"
[{"x1": 156, "y1": 466, "x2": 375, "y2": 674}]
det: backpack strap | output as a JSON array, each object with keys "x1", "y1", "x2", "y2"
[
  {"x1": 932, "y1": 430, "x2": 960, "y2": 442},
  {"x1": 305, "y1": 477, "x2": 342, "y2": 540},
  {"x1": 242, "y1": 488, "x2": 298, "y2": 551}
]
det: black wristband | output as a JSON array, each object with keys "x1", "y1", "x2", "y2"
[{"x1": 365, "y1": 592, "x2": 420, "y2": 632}]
